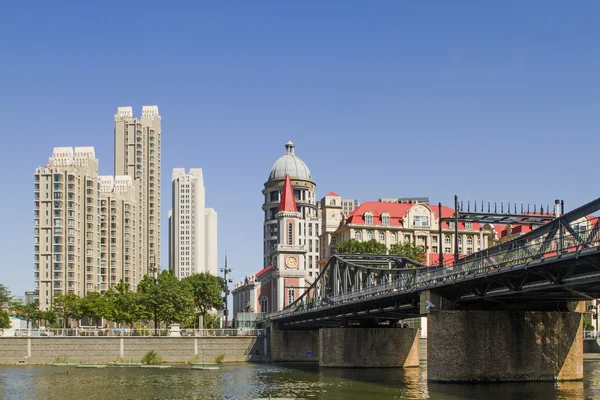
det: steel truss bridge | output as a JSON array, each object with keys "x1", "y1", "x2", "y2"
[{"x1": 269, "y1": 197, "x2": 600, "y2": 329}]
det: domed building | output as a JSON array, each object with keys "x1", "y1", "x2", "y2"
[
  {"x1": 232, "y1": 141, "x2": 321, "y2": 315},
  {"x1": 262, "y1": 141, "x2": 318, "y2": 269}
]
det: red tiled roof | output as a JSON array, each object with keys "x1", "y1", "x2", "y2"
[
  {"x1": 255, "y1": 265, "x2": 273, "y2": 279},
  {"x1": 345, "y1": 201, "x2": 485, "y2": 231},
  {"x1": 326, "y1": 191, "x2": 340, "y2": 197},
  {"x1": 279, "y1": 174, "x2": 298, "y2": 212}
]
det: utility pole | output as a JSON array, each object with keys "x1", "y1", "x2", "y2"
[{"x1": 220, "y1": 255, "x2": 232, "y2": 329}]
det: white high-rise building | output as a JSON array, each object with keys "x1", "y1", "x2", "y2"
[
  {"x1": 169, "y1": 168, "x2": 217, "y2": 279},
  {"x1": 204, "y1": 208, "x2": 218, "y2": 276}
]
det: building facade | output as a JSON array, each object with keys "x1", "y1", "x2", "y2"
[
  {"x1": 262, "y1": 141, "x2": 320, "y2": 274},
  {"x1": 233, "y1": 141, "x2": 320, "y2": 316},
  {"x1": 34, "y1": 147, "x2": 100, "y2": 309},
  {"x1": 98, "y1": 175, "x2": 139, "y2": 289},
  {"x1": 341, "y1": 199, "x2": 360, "y2": 216},
  {"x1": 169, "y1": 168, "x2": 217, "y2": 279},
  {"x1": 114, "y1": 106, "x2": 161, "y2": 275},
  {"x1": 320, "y1": 197, "x2": 493, "y2": 264}
]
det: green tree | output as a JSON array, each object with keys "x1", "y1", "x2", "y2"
[
  {"x1": 389, "y1": 242, "x2": 426, "y2": 264},
  {"x1": 39, "y1": 309, "x2": 57, "y2": 327},
  {"x1": 361, "y1": 239, "x2": 388, "y2": 255},
  {"x1": 335, "y1": 239, "x2": 363, "y2": 254},
  {"x1": 10, "y1": 301, "x2": 40, "y2": 329},
  {"x1": 53, "y1": 294, "x2": 83, "y2": 329},
  {"x1": 183, "y1": 273, "x2": 225, "y2": 329},
  {"x1": 138, "y1": 271, "x2": 194, "y2": 329},
  {"x1": 203, "y1": 313, "x2": 220, "y2": 329},
  {"x1": 0, "y1": 284, "x2": 12, "y2": 307},
  {"x1": 80, "y1": 292, "x2": 109, "y2": 327},
  {"x1": 335, "y1": 239, "x2": 387, "y2": 255},
  {"x1": 104, "y1": 281, "x2": 142, "y2": 328},
  {"x1": 0, "y1": 309, "x2": 10, "y2": 329}
]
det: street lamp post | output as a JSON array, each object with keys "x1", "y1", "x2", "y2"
[{"x1": 220, "y1": 256, "x2": 233, "y2": 329}]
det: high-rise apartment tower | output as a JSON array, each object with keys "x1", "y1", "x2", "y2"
[
  {"x1": 169, "y1": 168, "x2": 217, "y2": 279},
  {"x1": 114, "y1": 106, "x2": 161, "y2": 275},
  {"x1": 34, "y1": 147, "x2": 99, "y2": 309}
]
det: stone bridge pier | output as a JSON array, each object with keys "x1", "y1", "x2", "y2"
[
  {"x1": 421, "y1": 291, "x2": 584, "y2": 382},
  {"x1": 269, "y1": 323, "x2": 420, "y2": 367}
]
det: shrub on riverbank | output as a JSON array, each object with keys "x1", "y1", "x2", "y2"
[
  {"x1": 214, "y1": 353, "x2": 225, "y2": 364},
  {"x1": 142, "y1": 350, "x2": 162, "y2": 365}
]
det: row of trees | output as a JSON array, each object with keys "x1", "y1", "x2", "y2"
[
  {"x1": 335, "y1": 239, "x2": 426, "y2": 263},
  {"x1": 0, "y1": 272, "x2": 225, "y2": 330}
]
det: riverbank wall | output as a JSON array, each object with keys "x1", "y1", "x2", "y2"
[{"x1": 0, "y1": 336, "x2": 268, "y2": 364}]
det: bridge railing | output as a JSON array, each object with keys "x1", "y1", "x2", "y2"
[{"x1": 269, "y1": 223, "x2": 600, "y2": 320}]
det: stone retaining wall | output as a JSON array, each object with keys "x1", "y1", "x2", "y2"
[
  {"x1": 427, "y1": 310, "x2": 583, "y2": 382},
  {"x1": 319, "y1": 328, "x2": 420, "y2": 368},
  {"x1": 0, "y1": 336, "x2": 267, "y2": 364}
]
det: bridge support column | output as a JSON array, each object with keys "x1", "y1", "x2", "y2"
[
  {"x1": 319, "y1": 328, "x2": 419, "y2": 368},
  {"x1": 427, "y1": 310, "x2": 583, "y2": 382},
  {"x1": 269, "y1": 323, "x2": 319, "y2": 362}
]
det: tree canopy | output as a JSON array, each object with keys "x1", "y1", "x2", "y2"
[
  {"x1": 138, "y1": 271, "x2": 194, "y2": 328},
  {"x1": 0, "y1": 284, "x2": 12, "y2": 306},
  {"x1": 335, "y1": 239, "x2": 387, "y2": 255},
  {"x1": 389, "y1": 242, "x2": 426, "y2": 264},
  {"x1": 334, "y1": 239, "x2": 426, "y2": 265},
  {"x1": 183, "y1": 273, "x2": 225, "y2": 329},
  {"x1": 4, "y1": 271, "x2": 228, "y2": 331},
  {"x1": 0, "y1": 309, "x2": 10, "y2": 329}
]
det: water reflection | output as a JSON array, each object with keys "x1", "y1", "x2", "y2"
[{"x1": 0, "y1": 362, "x2": 600, "y2": 399}]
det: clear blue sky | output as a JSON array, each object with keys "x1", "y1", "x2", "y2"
[{"x1": 1, "y1": 1, "x2": 599, "y2": 296}]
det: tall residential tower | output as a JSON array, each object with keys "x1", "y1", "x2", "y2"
[
  {"x1": 169, "y1": 168, "x2": 217, "y2": 279},
  {"x1": 114, "y1": 106, "x2": 161, "y2": 274},
  {"x1": 34, "y1": 147, "x2": 99, "y2": 309}
]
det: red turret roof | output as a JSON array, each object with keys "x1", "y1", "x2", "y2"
[
  {"x1": 326, "y1": 191, "x2": 340, "y2": 197},
  {"x1": 279, "y1": 174, "x2": 298, "y2": 212}
]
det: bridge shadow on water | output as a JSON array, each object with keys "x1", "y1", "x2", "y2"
[{"x1": 279, "y1": 362, "x2": 600, "y2": 400}]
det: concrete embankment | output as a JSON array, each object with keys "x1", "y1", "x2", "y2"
[{"x1": 0, "y1": 336, "x2": 268, "y2": 364}]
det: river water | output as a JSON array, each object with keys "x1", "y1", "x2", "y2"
[{"x1": 1, "y1": 362, "x2": 600, "y2": 400}]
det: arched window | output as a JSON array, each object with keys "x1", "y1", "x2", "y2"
[
  {"x1": 330, "y1": 199, "x2": 336, "y2": 206},
  {"x1": 391, "y1": 233, "x2": 397, "y2": 243},
  {"x1": 458, "y1": 236, "x2": 462, "y2": 244},
  {"x1": 367, "y1": 231, "x2": 373, "y2": 240},
  {"x1": 288, "y1": 223, "x2": 293, "y2": 245},
  {"x1": 379, "y1": 232, "x2": 385, "y2": 242},
  {"x1": 444, "y1": 235, "x2": 451, "y2": 245},
  {"x1": 355, "y1": 231, "x2": 362, "y2": 240},
  {"x1": 288, "y1": 286, "x2": 295, "y2": 306},
  {"x1": 364, "y1": 212, "x2": 373, "y2": 224},
  {"x1": 381, "y1": 213, "x2": 390, "y2": 226},
  {"x1": 467, "y1": 236, "x2": 473, "y2": 245},
  {"x1": 260, "y1": 296, "x2": 268, "y2": 313},
  {"x1": 331, "y1": 236, "x2": 337, "y2": 245}
]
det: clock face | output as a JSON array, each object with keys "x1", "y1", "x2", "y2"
[{"x1": 285, "y1": 256, "x2": 298, "y2": 269}]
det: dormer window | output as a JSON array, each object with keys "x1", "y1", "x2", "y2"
[
  {"x1": 381, "y1": 213, "x2": 390, "y2": 226},
  {"x1": 364, "y1": 212, "x2": 373, "y2": 224}
]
